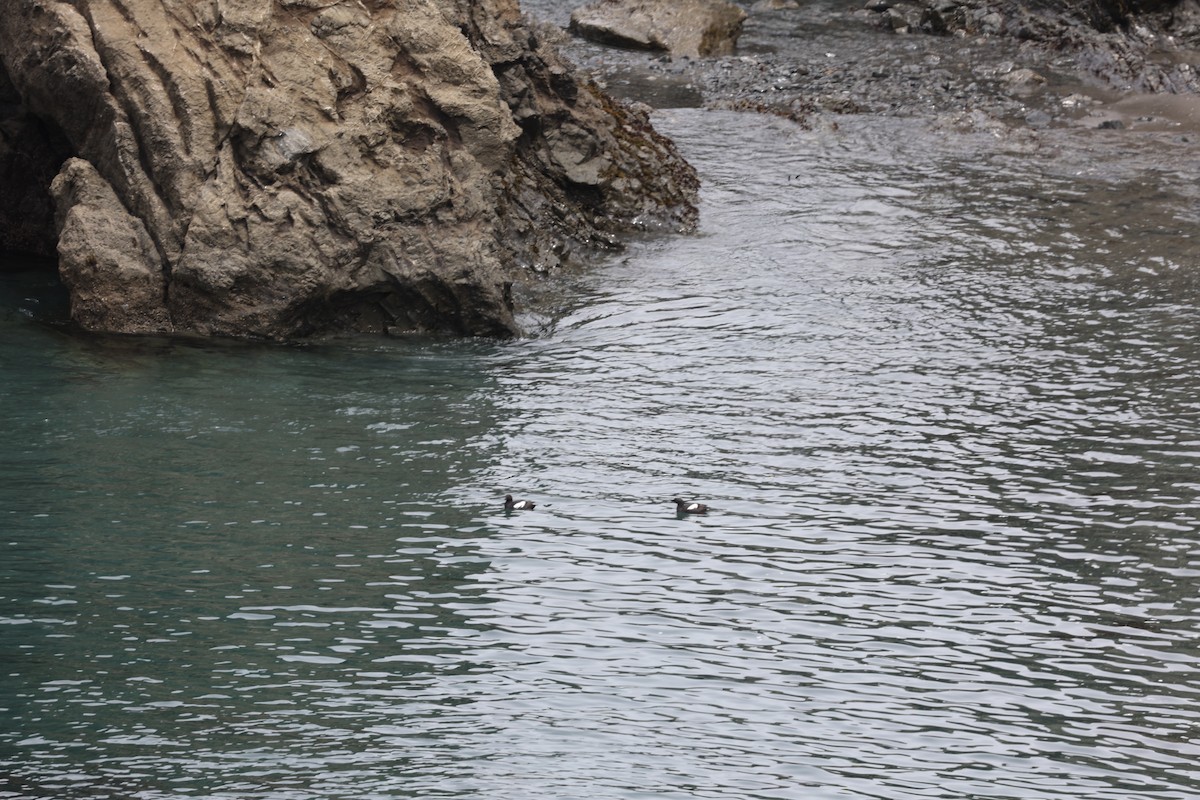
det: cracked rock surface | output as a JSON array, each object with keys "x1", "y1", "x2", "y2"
[{"x1": 0, "y1": 0, "x2": 698, "y2": 338}]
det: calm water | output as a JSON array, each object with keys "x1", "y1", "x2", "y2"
[{"x1": 3, "y1": 111, "x2": 1199, "y2": 799}]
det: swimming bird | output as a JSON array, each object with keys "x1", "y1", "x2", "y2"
[
  {"x1": 672, "y1": 497, "x2": 709, "y2": 514},
  {"x1": 504, "y1": 494, "x2": 536, "y2": 511}
]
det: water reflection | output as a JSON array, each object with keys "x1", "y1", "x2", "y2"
[{"x1": 468, "y1": 111, "x2": 1200, "y2": 798}]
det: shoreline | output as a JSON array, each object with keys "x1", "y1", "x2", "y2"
[{"x1": 532, "y1": 0, "x2": 1200, "y2": 135}]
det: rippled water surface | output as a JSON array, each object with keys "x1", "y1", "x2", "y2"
[{"x1": 3, "y1": 111, "x2": 1200, "y2": 799}]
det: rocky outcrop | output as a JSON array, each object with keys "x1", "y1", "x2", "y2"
[
  {"x1": 0, "y1": 0, "x2": 698, "y2": 338},
  {"x1": 864, "y1": 0, "x2": 1189, "y2": 37},
  {"x1": 51, "y1": 158, "x2": 172, "y2": 333},
  {"x1": 862, "y1": 0, "x2": 1200, "y2": 93},
  {"x1": 569, "y1": 0, "x2": 748, "y2": 58}
]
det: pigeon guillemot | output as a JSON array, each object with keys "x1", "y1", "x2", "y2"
[
  {"x1": 672, "y1": 497, "x2": 709, "y2": 514},
  {"x1": 504, "y1": 494, "x2": 536, "y2": 511}
]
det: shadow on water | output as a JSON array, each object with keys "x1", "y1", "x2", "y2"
[
  {"x1": 0, "y1": 285, "x2": 530, "y2": 796},
  {"x1": 0, "y1": 256, "x2": 69, "y2": 330}
]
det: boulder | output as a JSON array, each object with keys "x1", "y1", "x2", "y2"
[
  {"x1": 569, "y1": 0, "x2": 748, "y2": 58},
  {"x1": 0, "y1": 0, "x2": 699, "y2": 338},
  {"x1": 51, "y1": 158, "x2": 172, "y2": 333}
]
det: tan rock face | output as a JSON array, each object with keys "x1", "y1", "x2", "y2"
[
  {"x1": 0, "y1": 0, "x2": 698, "y2": 338},
  {"x1": 51, "y1": 158, "x2": 172, "y2": 334},
  {"x1": 569, "y1": 0, "x2": 748, "y2": 58}
]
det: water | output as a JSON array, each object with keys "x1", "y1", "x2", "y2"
[{"x1": 3, "y1": 111, "x2": 1200, "y2": 799}]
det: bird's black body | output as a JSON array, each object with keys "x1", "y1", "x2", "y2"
[
  {"x1": 672, "y1": 497, "x2": 709, "y2": 514},
  {"x1": 504, "y1": 494, "x2": 536, "y2": 510}
]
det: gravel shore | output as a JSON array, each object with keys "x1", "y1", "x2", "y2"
[{"x1": 530, "y1": 0, "x2": 1200, "y2": 134}]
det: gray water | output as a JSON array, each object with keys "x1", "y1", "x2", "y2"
[{"x1": 3, "y1": 111, "x2": 1199, "y2": 800}]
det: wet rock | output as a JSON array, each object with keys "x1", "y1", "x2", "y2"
[
  {"x1": 868, "y1": 0, "x2": 966, "y2": 34},
  {"x1": 977, "y1": 11, "x2": 1006, "y2": 35},
  {"x1": 569, "y1": 0, "x2": 748, "y2": 58},
  {"x1": 881, "y1": 3, "x2": 927, "y2": 33},
  {"x1": 0, "y1": 0, "x2": 699, "y2": 339},
  {"x1": 863, "y1": 0, "x2": 1200, "y2": 92},
  {"x1": 1060, "y1": 93, "x2": 1095, "y2": 109},
  {"x1": 751, "y1": 0, "x2": 801, "y2": 11},
  {"x1": 1002, "y1": 67, "x2": 1047, "y2": 92},
  {"x1": 554, "y1": 0, "x2": 1198, "y2": 138},
  {"x1": 50, "y1": 158, "x2": 172, "y2": 334},
  {"x1": 1024, "y1": 109, "x2": 1053, "y2": 127}
]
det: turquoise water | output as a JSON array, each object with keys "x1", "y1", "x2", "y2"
[{"x1": 3, "y1": 111, "x2": 1199, "y2": 799}]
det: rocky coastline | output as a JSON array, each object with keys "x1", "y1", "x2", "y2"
[
  {"x1": 0, "y1": 0, "x2": 698, "y2": 339},
  {"x1": 2, "y1": 0, "x2": 1198, "y2": 340},
  {"x1": 551, "y1": 0, "x2": 1200, "y2": 129}
]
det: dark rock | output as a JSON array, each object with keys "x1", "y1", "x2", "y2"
[
  {"x1": 0, "y1": 72, "x2": 70, "y2": 260},
  {"x1": 862, "y1": 0, "x2": 1200, "y2": 93},
  {"x1": 882, "y1": 3, "x2": 927, "y2": 33},
  {"x1": 555, "y1": 0, "x2": 1199, "y2": 140}
]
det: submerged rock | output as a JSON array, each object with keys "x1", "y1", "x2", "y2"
[
  {"x1": 569, "y1": 0, "x2": 748, "y2": 58},
  {"x1": 0, "y1": 0, "x2": 698, "y2": 338}
]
